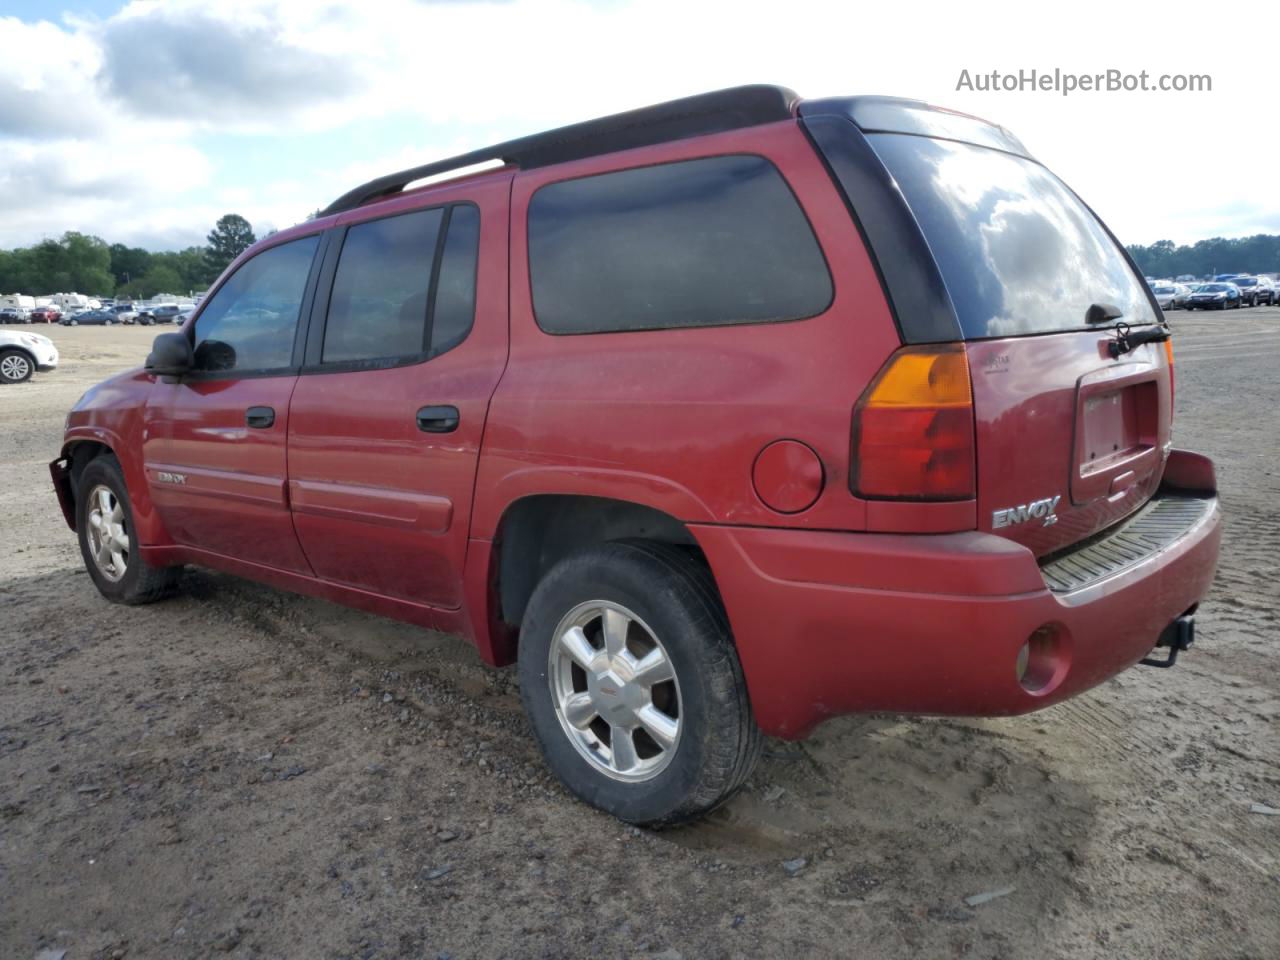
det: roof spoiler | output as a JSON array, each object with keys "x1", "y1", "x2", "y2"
[{"x1": 798, "y1": 95, "x2": 1033, "y2": 158}]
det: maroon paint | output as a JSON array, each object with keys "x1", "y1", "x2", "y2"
[{"x1": 752, "y1": 440, "x2": 825, "y2": 514}]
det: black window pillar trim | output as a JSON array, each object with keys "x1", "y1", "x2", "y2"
[
  {"x1": 302, "y1": 224, "x2": 347, "y2": 368},
  {"x1": 421, "y1": 205, "x2": 453, "y2": 354},
  {"x1": 799, "y1": 114, "x2": 962, "y2": 345}
]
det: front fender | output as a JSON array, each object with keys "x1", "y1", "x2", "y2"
[{"x1": 58, "y1": 425, "x2": 173, "y2": 548}]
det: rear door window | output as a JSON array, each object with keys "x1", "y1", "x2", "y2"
[
  {"x1": 320, "y1": 204, "x2": 480, "y2": 365},
  {"x1": 868, "y1": 135, "x2": 1157, "y2": 338},
  {"x1": 527, "y1": 154, "x2": 832, "y2": 334}
]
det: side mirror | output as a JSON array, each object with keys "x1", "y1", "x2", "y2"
[{"x1": 146, "y1": 331, "x2": 193, "y2": 378}]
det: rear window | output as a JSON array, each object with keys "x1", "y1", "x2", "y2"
[
  {"x1": 868, "y1": 134, "x2": 1157, "y2": 338},
  {"x1": 527, "y1": 154, "x2": 832, "y2": 334}
]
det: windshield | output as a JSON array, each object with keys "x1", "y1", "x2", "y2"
[
  {"x1": 1153, "y1": 286, "x2": 1175, "y2": 294},
  {"x1": 1236, "y1": 278, "x2": 1257, "y2": 286},
  {"x1": 1199, "y1": 284, "x2": 1229, "y2": 292},
  {"x1": 869, "y1": 134, "x2": 1158, "y2": 338}
]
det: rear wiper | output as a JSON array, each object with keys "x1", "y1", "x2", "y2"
[
  {"x1": 1085, "y1": 302, "x2": 1124, "y2": 325},
  {"x1": 1107, "y1": 321, "x2": 1170, "y2": 359}
]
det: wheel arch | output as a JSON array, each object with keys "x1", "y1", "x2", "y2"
[
  {"x1": 0, "y1": 344, "x2": 38, "y2": 379},
  {"x1": 479, "y1": 494, "x2": 707, "y2": 666},
  {"x1": 55, "y1": 431, "x2": 173, "y2": 547}
]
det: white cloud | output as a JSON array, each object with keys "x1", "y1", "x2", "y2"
[
  {"x1": 0, "y1": 0, "x2": 1274, "y2": 249},
  {"x1": 98, "y1": 2, "x2": 367, "y2": 127}
]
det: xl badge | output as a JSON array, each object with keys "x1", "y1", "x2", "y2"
[{"x1": 993, "y1": 495, "x2": 1061, "y2": 529}]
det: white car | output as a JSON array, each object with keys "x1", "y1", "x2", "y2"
[
  {"x1": 0, "y1": 329, "x2": 59, "y2": 383},
  {"x1": 1150, "y1": 284, "x2": 1187, "y2": 310}
]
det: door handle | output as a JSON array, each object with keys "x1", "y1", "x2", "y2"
[
  {"x1": 416, "y1": 405, "x2": 459, "y2": 433},
  {"x1": 246, "y1": 406, "x2": 275, "y2": 429}
]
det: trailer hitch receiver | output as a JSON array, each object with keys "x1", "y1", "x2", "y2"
[{"x1": 1140, "y1": 615, "x2": 1195, "y2": 668}]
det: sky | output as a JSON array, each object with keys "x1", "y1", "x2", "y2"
[{"x1": 1, "y1": 0, "x2": 1275, "y2": 252}]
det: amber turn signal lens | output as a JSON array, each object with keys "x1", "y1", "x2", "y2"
[{"x1": 852, "y1": 344, "x2": 976, "y2": 501}]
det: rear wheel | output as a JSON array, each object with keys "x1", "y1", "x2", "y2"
[
  {"x1": 518, "y1": 540, "x2": 761, "y2": 825},
  {"x1": 0, "y1": 349, "x2": 34, "y2": 383},
  {"x1": 76, "y1": 455, "x2": 181, "y2": 604}
]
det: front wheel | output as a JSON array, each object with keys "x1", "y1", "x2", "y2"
[
  {"x1": 76, "y1": 455, "x2": 182, "y2": 604},
  {"x1": 0, "y1": 349, "x2": 34, "y2": 383},
  {"x1": 518, "y1": 540, "x2": 761, "y2": 826}
]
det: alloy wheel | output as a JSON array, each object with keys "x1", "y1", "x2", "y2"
[
  {"x1": 548, "y1": 600, "x2": 682, "y2": 782},
  {"x1": 86, "y1": 484, "x2": 130, "y2": 582},
  {"x1": 1, "y1": 353, "x2": 31, "y2": 381}
]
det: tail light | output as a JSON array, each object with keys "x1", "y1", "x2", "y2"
[
  {"x1": 1164, "y1": 337, "x2": 1175, "y2": 412},
  {"x1": 852, "y1": 343, "x2": 976, "y2": 501}
]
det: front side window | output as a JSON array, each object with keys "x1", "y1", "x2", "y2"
[
  {"x1": 320, "y1": 203, "x2": 481, "y2": 365},
  {"x1": 527, "y1": 154, "x2": 832, "y2": 334},
  {"x1": 193, "y1": 235, "x2": 319, "y2": 373}
]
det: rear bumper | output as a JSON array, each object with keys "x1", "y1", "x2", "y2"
[{"x1": 692, "y1": 449, "x2": 1221, "y2": 739}]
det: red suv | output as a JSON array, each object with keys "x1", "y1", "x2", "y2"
[
  {"x1": 30, "y1": 306, "x2": 62, "y2": 324},
  {"x1": 51, "y1": 87, "x2": 1221, "y2": 825}
]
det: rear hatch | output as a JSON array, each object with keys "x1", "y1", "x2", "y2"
[{"x1": 863, "y1": 130, "x2": 1171, "y2": 557}]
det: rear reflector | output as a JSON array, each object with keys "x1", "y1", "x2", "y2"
[
  {"x1": 1164, "y1": 337, "x2": 1175, "y2": 411},
  {"x1": 852, "y1": 343, "x2": 976, "y2": 501}
]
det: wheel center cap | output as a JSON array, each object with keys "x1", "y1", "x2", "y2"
[{"x1": 590, "y1": 668, "x2": 633, "y2": 718}]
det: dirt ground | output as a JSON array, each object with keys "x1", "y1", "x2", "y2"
[{"x1": 2, "y1": 314, "x2": 1277, "y2": 960}]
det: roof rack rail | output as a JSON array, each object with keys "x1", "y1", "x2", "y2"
[{"x1": 320, "y1": 84, "x2": 799, "y2": 216}]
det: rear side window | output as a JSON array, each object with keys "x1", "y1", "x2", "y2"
[
  {"x1": 528, "y1": 155, "x2": 831, "y2": 334},
  {"x1": 321, "y1": 203, "x2": 480, "y2": 365},
  {"x1": 867, "y1": 134, "x2": 1157, "y2": 338},
  {"x1": 193, "y1": 234, "x2": 319, "y2": 373}
]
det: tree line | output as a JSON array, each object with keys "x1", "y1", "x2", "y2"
[
  {"x1": 1126, "y1": 234, "x2": 1280, "y2": 279},
  {"x1": 4, "y1": 215, "x2": 1277, "y2": 297},
  {"x1": 0, "y1": 214, "x2": 258, "y2": 300}
]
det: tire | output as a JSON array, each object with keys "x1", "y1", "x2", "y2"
[
  {"x1": 76, "y1": 455, "x2": 181, "y2": 605},
  {"x1": 518, "y1": 539, "x2": 761, "y2": 826},
  {"x1": 0, "y1": 348, "x2": 34, "y2": 383}
]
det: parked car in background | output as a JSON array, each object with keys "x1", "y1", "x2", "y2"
[
  {"x1": 29, "y1": 306, "x2": 62, "y2": 324},
  {"x1": 112, "y1": 304, "x2": 140, "y2": 323},
  {"x1": 0, "y1": 306, "x2": 31, "y2": 323},
  {"x1": 1251, "y1": 277, "x2": 1276, "y2": 305},
  {"x1": 1231, "y1": 276, "x2": 1265, "y2": 306},
  {"x1": 136, "y1": 304, "x2": 187, "y2": 325},
  {"x1": 51, "y1": 86, "x2": 1219, "y2": 826},
  {"x1": 0, "y1": 329, "x2": 58, "y2": 383},
  {"x1": 60, "y1": 308, "x2": 121, "y2": 326},
  {"x1": 1151, "y1": 284, "x2": 1187, "y2": 310},
  {"x1": 1185, "y1": 283, "x2": 1241, "y2": 310}
]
